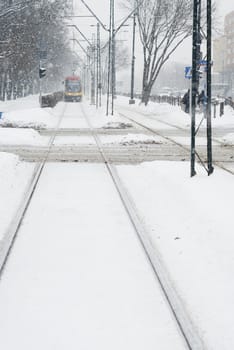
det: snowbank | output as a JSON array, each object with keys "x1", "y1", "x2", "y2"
[
  {"x1": 0, "y1": 152, "x2": 35, "y2": 241},
  {"x1": 0, "y1": 128, "x2": 46, "y2": 146},
  {"x1": 116, "y1": 95, "x2": 234, "y2": 130},
  {"x1": 0, "y1": 108, "x2": 57, "y2": 129}
]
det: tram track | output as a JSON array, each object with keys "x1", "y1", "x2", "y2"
[
  {"x1": 1, "y1": 144, "x2": 233, "y2": 164},
  {"x1": 0, "y1": 102, "x2": 199, "y2": 349},
  {"x1": 2, "y1": 104, "x2": 232, "y2": 172},
  {"x1": 117, "y1": 107, "x2": 234, "y2": 175},
  {"x1": 0, "y1": 101, "x2": 225, "y2": 348},
  {"x1": 0, "y1": 104, "x2": 67, "y2": 277},
  {"x1": 80, "y1": 104, "x2": 205, "y2": 350},
  {"x1": 0, "y1": 144, "x2": 189, "y2": 163},
  {"x1": 1, "y1": 103, "x2": 232, "y2": 277}
]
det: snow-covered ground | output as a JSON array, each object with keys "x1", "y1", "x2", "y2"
[
  {"x1": 0, "y1": 95, "x2": 57, "y2": 129},
  {"x1": 0, "y1": 153, "x2": 35, "y2": 241},
  {"x1": 0, "y1": 162, "x2": 188, "y2": 350},
  {"x1": 117, "y1": 161, "x2": 234, "y2": 350},
  {"x1": 0, "y1": 128, "x2": 47, "y2": 146},
  {"x1": 0, "y1": 94, "x2": 234, "y2": 349},
  {"x1": 116, "y1": 95, "x2": 234, "y2": 130}
]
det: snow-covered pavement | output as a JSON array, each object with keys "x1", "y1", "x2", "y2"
[{"x1": 0, "y1": 95, "x2": 234, "y2": 349}]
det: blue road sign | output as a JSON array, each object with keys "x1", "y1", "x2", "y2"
[
  {"x1": 199, "y1": 59, "x2": 207, "y2": 65},
  {"x1": 185, "y1": 66, "x2": 192, "y2": 79}
]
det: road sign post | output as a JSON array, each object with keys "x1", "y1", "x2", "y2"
[{"x1": 189, "y1": 0, "x2": 213, "y2": 177}]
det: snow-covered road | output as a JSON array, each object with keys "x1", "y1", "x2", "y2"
[{"x1": 0, "y1": 163, "x2": 187, "y2": 350}]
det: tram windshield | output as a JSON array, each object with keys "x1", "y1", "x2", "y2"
[{"x1": 65, "y1": 80, "x2": 81, "y2": 92}]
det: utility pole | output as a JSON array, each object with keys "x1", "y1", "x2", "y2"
[
  {"x1": 190, "y1": 0, "x2": 213, "y2": 177},
  {"x1": 111, "y1": 0, "x2": 115, "y2": 116},
  {"x1": 91, "y1": 23, "x2": 102, "y2": 108},
  {"x1": 106, "y1": 0, "x2": 116, "y2": 115},
  {"x1": 91, "y1": 34, "x2": 96, "y2": 105},
  {"x1": 129, "y1": 3, "x2": 136, "y2": 105},
  {"x1": 191, "y1": 0, "x2": 200, "y2": 177},
  {"x1": 97, "y1": 23, "x2": 102, "y2": 107},
  {"x1": 106, "y1": 0, "x2": 112, "y2": 116},
  {"x1": 80, "y1": 0, "x2": 144, "y2": 115},
  {"x1": 82, "y1": 63, "x2": 86, "y2": 96},
  {"x1": 39, "y1": 60, "x2": 42, "y2": 107},
  {"x1": 95, "y1": 24, "x2": 99, "y2": 108},
  {"x1": 206, "y1": 0, "x2": 213, "y2": 175},
  {"x1": 86, "y1": 47, "x2": 91, "y2": 99}
]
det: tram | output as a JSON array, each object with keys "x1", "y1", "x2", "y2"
[{"x1": 64, "y1": 75, "x2": 82, "y2": 102}]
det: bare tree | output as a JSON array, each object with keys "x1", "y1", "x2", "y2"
[
  {"x1": 0, "y1": 0, "x2": 74, "y2": 100},
  {"x1": 134, "y1": 0, "x2": 193, "y2": 105}
]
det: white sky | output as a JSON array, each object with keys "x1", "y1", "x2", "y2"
[
  {"x1": 216, "y1": 0, "x2": 234, "y2": 18},
  {"x1": 163, "y1": 0, "x2": 234, "y2": 63}
]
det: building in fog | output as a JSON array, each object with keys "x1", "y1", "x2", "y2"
[
  {"x1": 213, "y1": 10, "x2": 234, "y2": 97},
  {"x1": 224, "y1": 10, "x2": 234, "y2": 97},
  {"x1": 225, "y1": 11, "x2": 234, "y2": 71},
  {"x1": 213, "y1": 36, "x2": 227, "y2": 75}
]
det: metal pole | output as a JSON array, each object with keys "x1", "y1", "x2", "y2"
[
  {"x1": 87, "y1": 48, "x2": 90, "y2": 100},
  {"x1": 191, "y1": 0, "x2": 200, "y2": 177},
  {"x1": 39, "y1": 60, "x2": 42, "y2": 107},
  {"x1": 95, "y1": 27, "x2": 98, "y2": 109},
  {"x1": 106, "y1": 0, "x2": 112, "y2": 116},
  {"x1": 93, "y1": 34, "x2": 96, "y2": 105},
  {"x1": 90, "y1": 39, "x2": 95, "y2": 105},
  {"x1": 39, "y1": 79, "x2": 42, "y2": 107},
  {"x1": 111, "y1": 0, "x2": 115, "y2": 116},
  {"x1": 206, "y1": 0, "x2": 214, "y2": 175},
  {"x1": 83, "y1": 64, "x2": 86, "y2": 96},
  {"x1": 97, "y1": 22, "x2": 102, "y2": 107},
  {"x1": 129, "y1": 5, "x2": 136, "y2": 104}
]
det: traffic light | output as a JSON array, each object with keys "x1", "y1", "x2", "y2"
[{"x1": 39, "y1": 67, "x2": 46, "y2": 78}]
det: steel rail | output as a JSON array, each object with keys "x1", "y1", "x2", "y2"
[
  {"x1": 118, "y1": 109, "x2": 234, "y2": 175},
  {"x1": 118, "y1": 104, "x2": 230, "y2": 144},
  {"x1": 0, "y1": 104, "x2": 67, "y2": 279},
  {"x1": 118, "y1": 111, "x2": 192, "y2": 153},
  {"x1": 80, "y1": 104, "x2": 205, "y2": 350}
]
